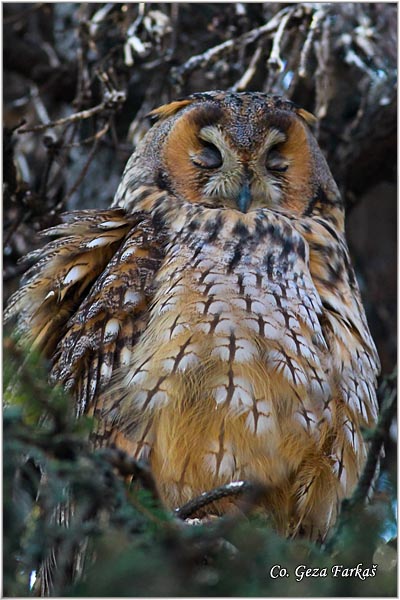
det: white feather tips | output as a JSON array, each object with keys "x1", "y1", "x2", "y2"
[{"x1": 63, "y1": 264, "x2": 90, "y2": 285}]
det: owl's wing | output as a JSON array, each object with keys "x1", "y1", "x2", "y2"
[
  {"x1": 296, "y1": 215, "x2": 380, "y2": 426},
  {"x1": 5, "y1": 208, "x2": 165, "y2": 447}
]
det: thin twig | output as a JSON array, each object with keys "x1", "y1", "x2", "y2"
[
  {"x1": 43, "y1": 122, "x2": 80, "y2": 211},
  {"x1": 74, "y1": 12, "x2": 92, "y2": 110},
  {"x1": 39, "y1": 137, "x2": 62, "y2": 199},
  {"x1": 18, "y1": 92, "x2": 125, "y2": 134},
  {"x1": 62, "y1": 129, "x2": 105, "y2": 205},
  {"x1": 62, "y1": 121, "x2": 110, "y2": 149}
]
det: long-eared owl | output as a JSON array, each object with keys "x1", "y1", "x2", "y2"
[{"x1": 6, "y1": 91, "x2": 380, "y2": 541}]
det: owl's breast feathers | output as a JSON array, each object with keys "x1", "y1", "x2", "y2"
[{"x1": 6, "y1": 191, "x2": 379, "y2": 539}]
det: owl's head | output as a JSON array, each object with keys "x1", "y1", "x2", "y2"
[{"x1": 119, "y1": 91, "x2": 341, "y2": 220}]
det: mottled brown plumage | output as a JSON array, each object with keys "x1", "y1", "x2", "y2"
[{"x1": 6, "y1": 91, "x2": 379, "y2": 541}]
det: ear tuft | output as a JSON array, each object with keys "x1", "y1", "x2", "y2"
[
  {"x1": 296, "y1": 107, "x2": 318, "y2": 126},
  {"x1": 147, "y1": 99, "x2": 194, "y2": 122}
]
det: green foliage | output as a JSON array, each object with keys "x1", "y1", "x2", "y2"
[{"x1": 3, "y1": 340, "x2": 397, "y2": 597}]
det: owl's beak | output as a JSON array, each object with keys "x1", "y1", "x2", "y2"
[{"x1": 237, "y1": 179, "x2": 251, "y2": 213}]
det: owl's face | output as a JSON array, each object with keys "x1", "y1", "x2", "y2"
[{"x1": 145, "y1": 91, "x2": 337, "y2": 217}]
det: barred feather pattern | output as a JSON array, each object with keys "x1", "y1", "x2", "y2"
[
  {"x1": 105, "y1": 188, "x2": 379, "y2": 539},
  {"x1": 6, "y1": 91, "x2": 381, "y2": 546},
  {"x1": 5, "y1": 207, "x2": 166, "y2": 595},
  {"x1": 6, "y1": 187, "x2": 380, "y2": 541},
  {"x1": 5, "y1": 208, "x2": 165, "y2": 450}
]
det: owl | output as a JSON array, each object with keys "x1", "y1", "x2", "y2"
[{"x1": 6, "y1": 91, "x2": 380, "y2": 542}]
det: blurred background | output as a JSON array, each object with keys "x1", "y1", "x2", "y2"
[{"x1": 3, "y1": 3, "x2": 397, "y2": 596}]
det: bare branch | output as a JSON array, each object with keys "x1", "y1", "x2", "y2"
[
  {"x1": 299, "y1": 6, "x2": 327, "y2": 78},
  {"x1": 267, "y1": 7, "x2": 295, "y2": 71},
  {"x1": 18, "y1": 91, "x2": 125, "y2": 134},
  {"x1": 231, "y1": 44, "x2": 263, "y2": 92},
  {"x1": 175, "y1": 481, "x2": 266, "y2": 520},
  {"x1": 170, "y1": 6, "x2": 292, "y2": 86}
]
